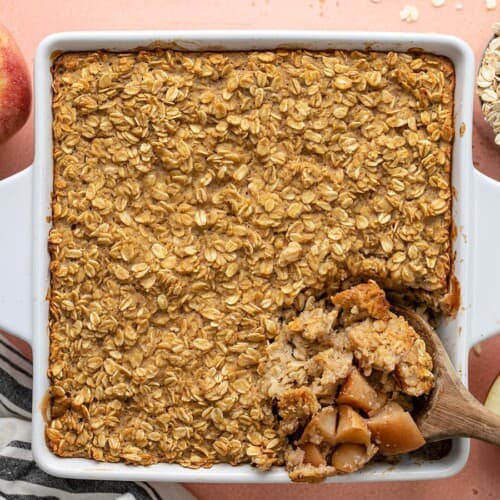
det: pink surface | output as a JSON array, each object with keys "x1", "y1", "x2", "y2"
[{"x1": 0, "y1": 1, "x2": 499, "y2": 499}]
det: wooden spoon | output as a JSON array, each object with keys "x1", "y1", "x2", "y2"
[{"x1": 392, "y1": 305, "x2": 500, "y2": 446}]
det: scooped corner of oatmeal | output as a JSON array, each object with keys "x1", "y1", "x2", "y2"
[{"x1": 260, "y1": 280, "x2": 433, "y2": 482}]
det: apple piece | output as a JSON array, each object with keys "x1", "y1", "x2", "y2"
[
  {"x1": 337, "y1": 367, "x2": 387, "y2": 413},
  {"x1": 301, "y1": 407, "x2": 337, "y2": 445},
  {"x1": 301, "y1": 443, "x2": 326, "y2": 467},
  {"x1": 336, "y1": 405, "x2": 371, "y2": 446},
  {"x1": 367, "y1": 401, "x2": 425, "y2": 455},
  {"x1": 485, "y1": 373, "x2": 500, "y2": 417},
  {"x1": 331, "y1": 443, "x2": 378, "y2": 473},
  {"x1": 0, "y1": 24, "x2": 31, "y2": 144}
]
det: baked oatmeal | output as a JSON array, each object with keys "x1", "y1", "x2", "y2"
[
  {"x1": 262, "y1": 281, "x2": 433, "y2": 481},
  {"x1": 48, "y1": 48, "x2": 453, "y2": 475}
]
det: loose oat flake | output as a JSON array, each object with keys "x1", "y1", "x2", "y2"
[
  {"x1": 400, "y1": 5, "x2": 419, "y2": 22},
  {"x1": 486, "y1": 0, "x2": 497, "y2": 10}
]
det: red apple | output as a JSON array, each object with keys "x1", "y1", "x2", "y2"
[
  {"x1": 485, "y1": 373, "x2": 500, "y2": 417},
  {"x1": 0, "y1": 24, "x2": 31, "y2": 144}
]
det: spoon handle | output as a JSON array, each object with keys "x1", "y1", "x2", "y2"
[
  {"x1": 458, "y1": 392, "x2": 500, "y2": 445},
  {"x1": 390, "y1": 305, "x2": 500, "y2": 446},
  {"x1": 422, "y1": 381, "x2": 500, "y2": 445}
]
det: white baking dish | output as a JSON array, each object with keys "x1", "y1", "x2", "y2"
[{"x1": 0, "y1": 30, "x2": 499, "y2": 483}]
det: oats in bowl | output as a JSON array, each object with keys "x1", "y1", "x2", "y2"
[
  {"x1": 477, "y1": 23, "x2": 500, "y2": 145},
  {"x1": 47, "y1": 48, "x2": 453, "y2": 477}
]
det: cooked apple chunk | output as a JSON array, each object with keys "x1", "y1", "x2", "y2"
[
  {"x1": 301, "y1": 407, "x2": 337, "y2": 445},
  {"x1": 367, "y1": 401, "x2": 425, "y2": 455},
  {"x1": 337, "y1": 367, "x2": 386, "y2": 413},
  {"x1": 301, "y1": 443, "x2": 327, "y2": 467},
  {"x1": 335, "y1": 405, "x2": 371, "y2": 446},
  {"x1": 331, "y1": 443, "x2": 378, "y2": 473}
]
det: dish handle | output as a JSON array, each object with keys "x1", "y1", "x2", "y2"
[
  {"x1": 469, "y1": 168, "x2": 500, "y2": 349},
  {"x1": 0, "y1": 166, "x2": 33, "y2": 345}
]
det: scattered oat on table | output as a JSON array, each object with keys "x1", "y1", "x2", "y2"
[
  {"x1": 486, "y1": 0, "x2": 497, "y2": 11},
  {"x1": 400, "y1": 5, "x2": 419, "y2": 23},
  {"x1": 432, "y1": 0, "x2": 446, "y2": 8}
]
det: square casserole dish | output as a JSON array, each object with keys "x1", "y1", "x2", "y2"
[{"x1": 0, "y1": 30, "x2": 500, "y2": 483}]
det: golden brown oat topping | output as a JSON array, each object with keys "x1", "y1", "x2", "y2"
[
  {"x1": 48, "y1": 49, "x2": 452, "y2": 470},
  {"x1": 331, "y1": 280, "x2": 391, "y2": 325}
]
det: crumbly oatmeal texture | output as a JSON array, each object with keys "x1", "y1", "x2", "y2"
[
  {"x1": 48, "y1": 49, "x2": 452, "y2": 473},
  {"x1": 262, "y1": 281, "x2": 433, "y2": 481}
]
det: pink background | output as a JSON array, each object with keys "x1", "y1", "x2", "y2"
[{"x1": 1, "y1": 1, "x2": 499, "y2": 499}]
